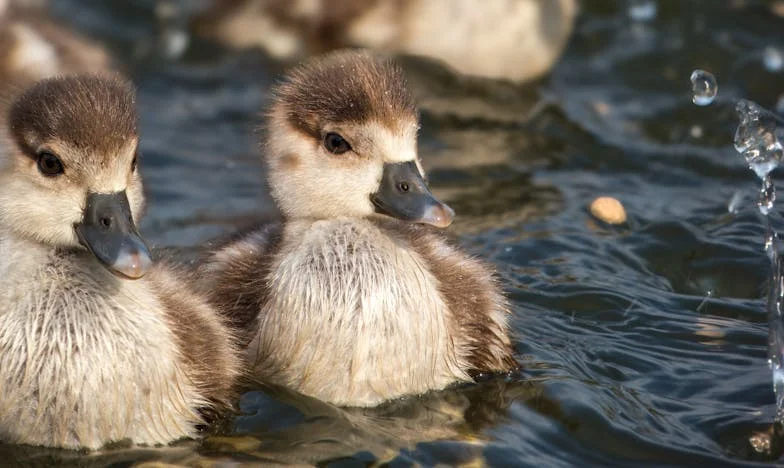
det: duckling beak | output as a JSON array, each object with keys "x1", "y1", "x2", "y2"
[
  {"x1": 75, "y1": 191, "x2": 153, "y2": 279},
  {"x1": 371, "y1": 161, "x2": 455, "y2": 228}
]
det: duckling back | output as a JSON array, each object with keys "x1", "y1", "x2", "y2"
[
  {"x1": 0, "y1": 3, "x2": 110, "y2": 87},
  {"x1": 193, "y1": 0, "x2": 577, "y2": 82}
]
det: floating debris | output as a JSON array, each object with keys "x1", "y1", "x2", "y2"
[
  {"x1": 589, "y1": 197, "x2": 627, "y2": 224},
  {"x1": 690, "y1": 70, "x2": 718, "y2": 106}
]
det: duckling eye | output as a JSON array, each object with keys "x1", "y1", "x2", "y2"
[
  {"x1": 324, "y1": 132, "x2": 351, "y2": 154},
  {"x1": 131, "y1": 153, "x2": 138, "y2": 172},
  {"x1": 37, "y1": 152, "x2": 64, "y2": 177}
]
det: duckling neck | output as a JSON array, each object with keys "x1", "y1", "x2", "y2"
[
  {"x1": 0, "y1": 227, "x2": 103, "y2": 281},
  {"x1": 0, "y1": 228, "x2": 55, "y2": 277}
]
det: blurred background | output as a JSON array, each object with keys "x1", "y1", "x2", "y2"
[{"x1": 3, "y1": 0, "x2": 784, "y2": 466}]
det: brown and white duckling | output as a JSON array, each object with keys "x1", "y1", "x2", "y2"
[
  {"x1": 0, "y1": 75, "x2": 241, "y2": 449},
  {"x1": 192, "y1": 0, "x2": 577, "y2": 82},
  {"x1": 201, "y1": 50, "x2": 517, "y2": 407},
  {"x1": 0, "y1": 1, "x2": 110, "y2": 87}
]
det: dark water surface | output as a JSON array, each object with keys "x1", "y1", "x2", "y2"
[{"x1": 5, "y1": 0, "x2": 784, "y2": 466}]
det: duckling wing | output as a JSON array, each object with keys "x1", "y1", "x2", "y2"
[
  {"x1": 393, "y1": 222, "x2": 519, "y2": 375},
  {"x1": 197, "y1": 222, "x2": 284, "y2": 344},
  {"x1": 146, "y1": 264, "x2": 243, "y2": 414}
]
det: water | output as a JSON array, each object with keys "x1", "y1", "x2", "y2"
[
  {"x1": 691, "y1": 69, "x2": 718, "y2": 106},
  {"x1": 5, "y1": 0, "x2": 784, "y2": 465}
]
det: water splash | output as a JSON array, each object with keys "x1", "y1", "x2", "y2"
[
  {"x1": 627, "y1": 0, "x2": 657, "y2": 22},
  {"x1": 765, "y1": 231, "x2": 784, "y2": 423},
  {"x1": 690, "y1": 70, "x2": 718, "y2": 106},
  {"x1": 732, "y1": 94, "x2": 784, "y2": 424},
  {"x1": 734, "y1": 100, "x2": 784, "y2": 190}
]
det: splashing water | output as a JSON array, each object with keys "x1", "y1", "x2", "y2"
[
  {"x1": 765, "y1": 232, "x2": 784, "y2": 423},
  {"x1": 627, "y1": 0, "x2": 657, "y2": 22},
  {"x1": 690, "y1": 70, "x2": 718, "y2": 106},
  {"x1": 734, "y1": 100, "x2": 784, "y2": 187},
  {"x1": 732, "y1": 94, "x2": 784, "y2": 423}
]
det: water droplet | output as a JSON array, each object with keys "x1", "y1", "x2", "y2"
[
  {"x1": 690, "y1": 70, "x2": 718, "y2": 106},
  {"x1": 765, "y1": 46, "x2": 784, "y2": 73},
  {"x1": 734, "y1": 99, "x2": 784, "y2": 179},
  {"x1": 696, "y1": 290, "x2": 713, "y2": 312},
  {"x1": 628, "y1": 0, "x2": 657, "y2": 22},
  {"x1": 760, "y1": 176, "x2": 777, "y2": 215},
  {"x1": 728, "y1": 191, "x2": 744, "y2": 213}
]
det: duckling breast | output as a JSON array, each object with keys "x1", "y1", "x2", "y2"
[
  {"x1": 0, "y1": 243, "x2": 204, "y2": 449},
  {"x1": 251, "y1": 217, "x2": 472, "y2": 406}
]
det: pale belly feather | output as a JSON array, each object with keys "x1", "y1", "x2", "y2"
[
  {"x1": 0, "y1": 244, "x2": 202, "y2": 449},
  {"x1": 250, "y1": 218, "x2": 470, "y2": 406}
]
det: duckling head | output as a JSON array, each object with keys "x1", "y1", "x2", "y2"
[
  {"x1": 0, "y1": 74, "x2": 152, "y2": 278},
  {"x1": 265, "y1": 49, "x2": 454, "y2": 228}
]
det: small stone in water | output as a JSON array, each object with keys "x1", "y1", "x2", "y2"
[
  {"x1": 590, "y1": 197, "x2": 627, "y2": 225},
  {"x1": 765, "y1": 46, "x2": 784, "y2": 73},
  {"x1": 628, "y1": 0, "x2": 657, "y2": 22},
  {"x1": 690, "y1": 70, "x2": 718, "y2": 106}
]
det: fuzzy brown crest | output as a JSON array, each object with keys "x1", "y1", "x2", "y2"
[
  {"x1": 9, "y1": 74, "x2": 137, "y2": 158},
  {"x1": 271, "y1": 49, "x2": 417, "y2": 138}
]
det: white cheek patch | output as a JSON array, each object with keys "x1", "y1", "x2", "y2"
[
  {"x1": 0, "y1": 177, "x2": 84, "y2": 246},
  {"x1": 366, "y1": 121, "x2": 419, "y2": 164}
]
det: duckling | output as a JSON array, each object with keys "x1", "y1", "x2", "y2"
[
  {"x1": 0, "y1": 74, "x2": 241, "y2": 449},
  {"x1": 0, "y1": 1, "x2": 110, "y2": 87},
  {"x1": 201, "y1": 50, "x2": 517, "y2": 407},
  {"x1": 192, "y1": 0, "x2": 577, "y2": 82}
]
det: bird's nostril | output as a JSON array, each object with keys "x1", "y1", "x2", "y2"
[{"x1": 100, "y1": 217, "x2": 112, "y2": 228}]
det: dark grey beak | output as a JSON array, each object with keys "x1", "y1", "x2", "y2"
[
  {"x1": 75, "y1": 191, "x2": 152, "y2": 279},
  {"x1": 370, "y1": 161, "x2": 454, "y2": 228}
]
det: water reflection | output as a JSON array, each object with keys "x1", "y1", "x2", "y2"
[{"x1": 203, "y1": 378, "x2": 561, "y2": 465}]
